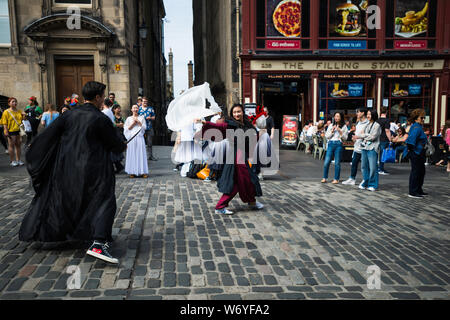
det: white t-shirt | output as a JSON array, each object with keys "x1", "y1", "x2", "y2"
[
  {"x1": 102, "y1": 108, "x2": 115, "y2": 124},
  {"x1": 306, "y1": 126, "x2": 317, "y2": 137}
]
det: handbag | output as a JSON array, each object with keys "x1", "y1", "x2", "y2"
[
  {"x1": 381, "y1": 144, "x2": 396, "y2": 163},
  {"x1": 197, "y1": 165, "x2": 210, "y2": 180},
  {"x1": 8, "y1": 110, "x2": 26, "y2": 137}
]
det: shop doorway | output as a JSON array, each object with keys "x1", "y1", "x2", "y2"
[
  {"x1": 55, "y1": 57, "x2": 95, "y2": 107},
  {"x1": 259, "y1": 79, "x2": 310, "y2": 140}
]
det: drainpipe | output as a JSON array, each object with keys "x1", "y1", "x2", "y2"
[{"x1": 236, "y1": 0, "x2": 242, "y2": 104}]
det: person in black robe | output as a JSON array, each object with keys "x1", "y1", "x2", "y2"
[
  {"x1": 19, "y1": 81, "x2": 127, "y2": 264},
  {"x1": 196, "y1": 104, "x2": 264, "y2": 215}
]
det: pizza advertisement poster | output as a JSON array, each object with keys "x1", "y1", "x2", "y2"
[{"x1": 267, "y1": 0, "x2": 302, "y2": 38}]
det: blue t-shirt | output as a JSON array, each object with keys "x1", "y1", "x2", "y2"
[
  {"x1": 42, "y1": 112, "x2": 60, "y2": 127},
  {"x1": 138, "y1": 106, "x2": 155, "y2": 131}
]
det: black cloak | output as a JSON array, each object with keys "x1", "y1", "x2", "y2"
[
  {"x1": 212, "y1": 119, "x2": 263, "y2": 197},
  {"x1": 19, "y1": 103, "x2": 127, "y2": 243}
]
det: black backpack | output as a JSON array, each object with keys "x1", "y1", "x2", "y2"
[{"x1": 186, "y1": 161, "x2": 204, "y2": 179}]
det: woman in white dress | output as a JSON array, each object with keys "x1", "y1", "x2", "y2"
[
  {"x1": 174, "y1": 122, "x2": 204, "y2": 165},
  {"x1": 124, "y1": 105, "x2": 149, "y2": 178}
]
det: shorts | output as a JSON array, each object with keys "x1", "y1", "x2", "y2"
[{"x1": 9, "y1": 131, "x2": 20, "y2": 137}]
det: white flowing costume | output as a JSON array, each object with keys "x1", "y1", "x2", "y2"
[
  {"x1": 124, "y1": 116, "x2": 149, "y2": 176},
  {"x1": 174, "y1": 123, "x2": 204, "y2": 164}
]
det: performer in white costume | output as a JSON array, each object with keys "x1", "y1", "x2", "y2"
[{"x1": 124, "y1": 105, "x2": 149, "y2": 178}]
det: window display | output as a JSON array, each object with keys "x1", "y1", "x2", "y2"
[{"x1": 394, "y1": 0, "x2": 429, "y2": 38}]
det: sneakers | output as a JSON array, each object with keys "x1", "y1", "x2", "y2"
[
  {"x1": 408, "y1": 194, "x2": 423, "y2": 199},
  {"x1": 86, "y1": 241, "x2": 119, "y2": 264},
  {"x1": 342, "y1": 178, "x2": 356, "y2": 186},
  {"x1": 204, "y1": 177, "x2": 212, "y2": 182},
  {"x1": 368, "y1": 187, "x2": 377, "y2": 192},
  {"x1": 378, "y1": 171, "x2": 390, "y2": 176},
  {"x1": 10, "y1": 161, "x2": 18, "y2": 167},
  {"x1": 149, "y1": 156, "x2": 158, "y2": 161},
  {"x1": 359, "y1": 181, "x2": 367, "y2": 190},
  {"x1": 419, "y1": 192, "x2": 429, "y2": 197},
  {"x1": 215, "y1": 208, "x2": 234, "y2": 215},
  {"x1": 249, "y1": 202, "x2": 264, "y2": 210},
  {"x1": 258, "y1": 174, "x2": 264, "y2": 181},
  {"x1": 17, "y1": 161, "x2": 25, "y2": 166}
]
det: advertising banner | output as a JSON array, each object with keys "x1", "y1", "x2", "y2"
[
  {"x1": 331, "y1": 0, "x2": 368, "y2": 37},
  {"x1": 408, "y1": 84, "x2": 422, "y2": 95},
  {"x1": 394, "y1": 0, "x2": 429, "y2": 38},
  {"x1": 281, "y1": 115, "x2": 299, "y2": 146},
  {"x1": 267, "y1": 0, "x2": 302, "y2": 38},
  {"x1": 244, "y1": 104, "x2": 257, "y2": 117},
  {"x1": 328, "y1": 40, "x2": 367, "y2": 50},
  {"x1": 394, "y1": 40, "x2": 427, "y2": 49},
  {"x1": 266, "y1": 40, "x2": 301, "y2": 49},
  {"x1": 348, "y1": 83, "x2": 364, "y2": 97}
]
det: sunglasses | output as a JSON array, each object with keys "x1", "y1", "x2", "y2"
[{"x1": 420, "y1": 117, "x2": 426, "y2": 120}]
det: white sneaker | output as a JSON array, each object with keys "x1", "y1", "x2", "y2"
[
  {"x1": 215, "y1": 208, "x2": 234, "y2": 215},
  {"x1": 359, "y1": 181, "x2": 366, "y2": 190},
  {"x1": 249, "y1": 202, "x2": 264, "y2": 210},
  {"x1": 258, "y1": 174, "x2": 264, "y2": 181},
  {"x1": 17, "y1": 160, "x2": 24, "y2": 166},
  {"x1": 368, "y1": 187, "x2": 376, "y2": 192},
  {"x1": 10, "y1": 161, "x2": 18, "y2": 167},
  {"x1": 342, "y1": 178, "x2": 356, "y2": 186},
  {"x1": 4, "y1": 150, "x2": 8, "y2": 154}
]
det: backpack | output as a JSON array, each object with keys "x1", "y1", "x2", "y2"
[
  {"x1": 425, "y1": 140, "x2": 435, "y2": 157},
  {"x1": 186, "y1": 161, "x2": 205, "y2": 179}
]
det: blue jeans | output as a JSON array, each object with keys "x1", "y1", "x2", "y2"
[
  {"x1": 361, "y1": 149, "x2": 379, "y2": 189},
  {"x1": 323, "y1": 141, "x2": 343, "y2": 180},
  {"x1": 379, "y1": 141, "x2": 390, "y2": 172},
  {"x1": 350, "y1": 151, "x2": 362, "y2": 180}
]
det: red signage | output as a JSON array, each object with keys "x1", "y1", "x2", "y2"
[
  {"x1": 281, "y1": 115, "x2": 299, "y2": 146},
  {"x1": 266, "y1": 40, "x2": 300, "y2": 49},
  {"x1": 394, "y1": 40, "x2": 427, "y2": 49}
]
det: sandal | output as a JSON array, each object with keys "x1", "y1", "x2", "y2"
[
  {"x1": 332, "y1": 180, "x2": 340, "y2": 184},
  {"x1": 321, "y1": 179, "x2": 327, "y2": 183},
  {"x1": 130, "y1": 175, "x2": 136, "y2": 179}
]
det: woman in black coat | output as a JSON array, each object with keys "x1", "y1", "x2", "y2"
[{"x1": 196, "y1": 104, "x2": 264, "y2": 215}]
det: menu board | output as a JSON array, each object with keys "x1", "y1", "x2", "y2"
[{"x1": 267, "y1": 0, "x2": 302, "y2": 38}]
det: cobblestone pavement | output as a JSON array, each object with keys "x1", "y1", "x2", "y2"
[{"x1": 0, "y1": 147, "x2": 449, "y2": 300}]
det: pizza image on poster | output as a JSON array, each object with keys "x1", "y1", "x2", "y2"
[{"x1": 272, "y1": 0, "x2": 302, "y2": 37}]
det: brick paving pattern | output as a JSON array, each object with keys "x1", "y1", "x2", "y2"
[{"x1": 0, "y1": 148, "x2": 449, "y2": 300}]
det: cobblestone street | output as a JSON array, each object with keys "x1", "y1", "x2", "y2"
[{"x1": 0, "y1": 146, "x2": 449, "y2": 300}]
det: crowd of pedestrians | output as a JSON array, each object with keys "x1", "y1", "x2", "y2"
[{"x1": 300, "y1": 106, "x2": 449, "y2": 198}]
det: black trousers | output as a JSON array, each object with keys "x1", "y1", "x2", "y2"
[
  {"x1": 409, "y1": 151, "x2": 426, "y2": 196},
  {"x1": 0, "y1": 128, "x2": 7, "y2": 150}
]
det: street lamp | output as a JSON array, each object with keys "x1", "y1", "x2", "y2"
[{"x1": 139, "y1": 23, "x2": 148, "y2": 41}]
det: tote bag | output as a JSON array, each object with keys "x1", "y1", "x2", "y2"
[{"x1": 381, "y1": 144, "x2": 396, "y2": 163}]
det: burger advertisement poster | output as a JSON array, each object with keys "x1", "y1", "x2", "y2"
[
  {"x1": 331, "y1": 0, "x2": 368, "y2": 37},
  {"x1": 267, "y1": 0, "x2": 302, "y2": 38}
]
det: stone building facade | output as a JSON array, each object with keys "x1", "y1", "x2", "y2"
[
  {"x1": 0, "y1": 0, "x2": 168, "y2": 142},
  {"x1": 193, "y1": 0, "x2": 241, "y2": 110}
]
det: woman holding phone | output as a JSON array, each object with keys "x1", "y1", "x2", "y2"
[{"x1": 322, "y1": 112, "x2": 348, "y2": 184}]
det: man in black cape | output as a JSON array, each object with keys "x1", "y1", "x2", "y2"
[{"x1": 19, "y1": 81, "x2": 127, "y2": 264}]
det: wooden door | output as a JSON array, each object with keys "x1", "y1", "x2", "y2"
[{"x1": 55, "y1": 60, "x2": 94, "y2": 107}]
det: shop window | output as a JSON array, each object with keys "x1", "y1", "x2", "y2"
[
  {"x1": 255, "y1": 0, "x2": 311, "y2": 51},
  {"x1": 383, "y1": 77, "x2": 433, "y2": 124},
  {"x1": 319, "y1": 0, "x2": 378, "y2": 50},
  {"x1": 0, "y1": 0, "x2": 11, "y2": 46},
  {"x1": 386, "y1": 0, "x2": 437, "y2": 50},
  {"x1": 319, "y1": 78, "x2": 375, "y2": 122}
]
